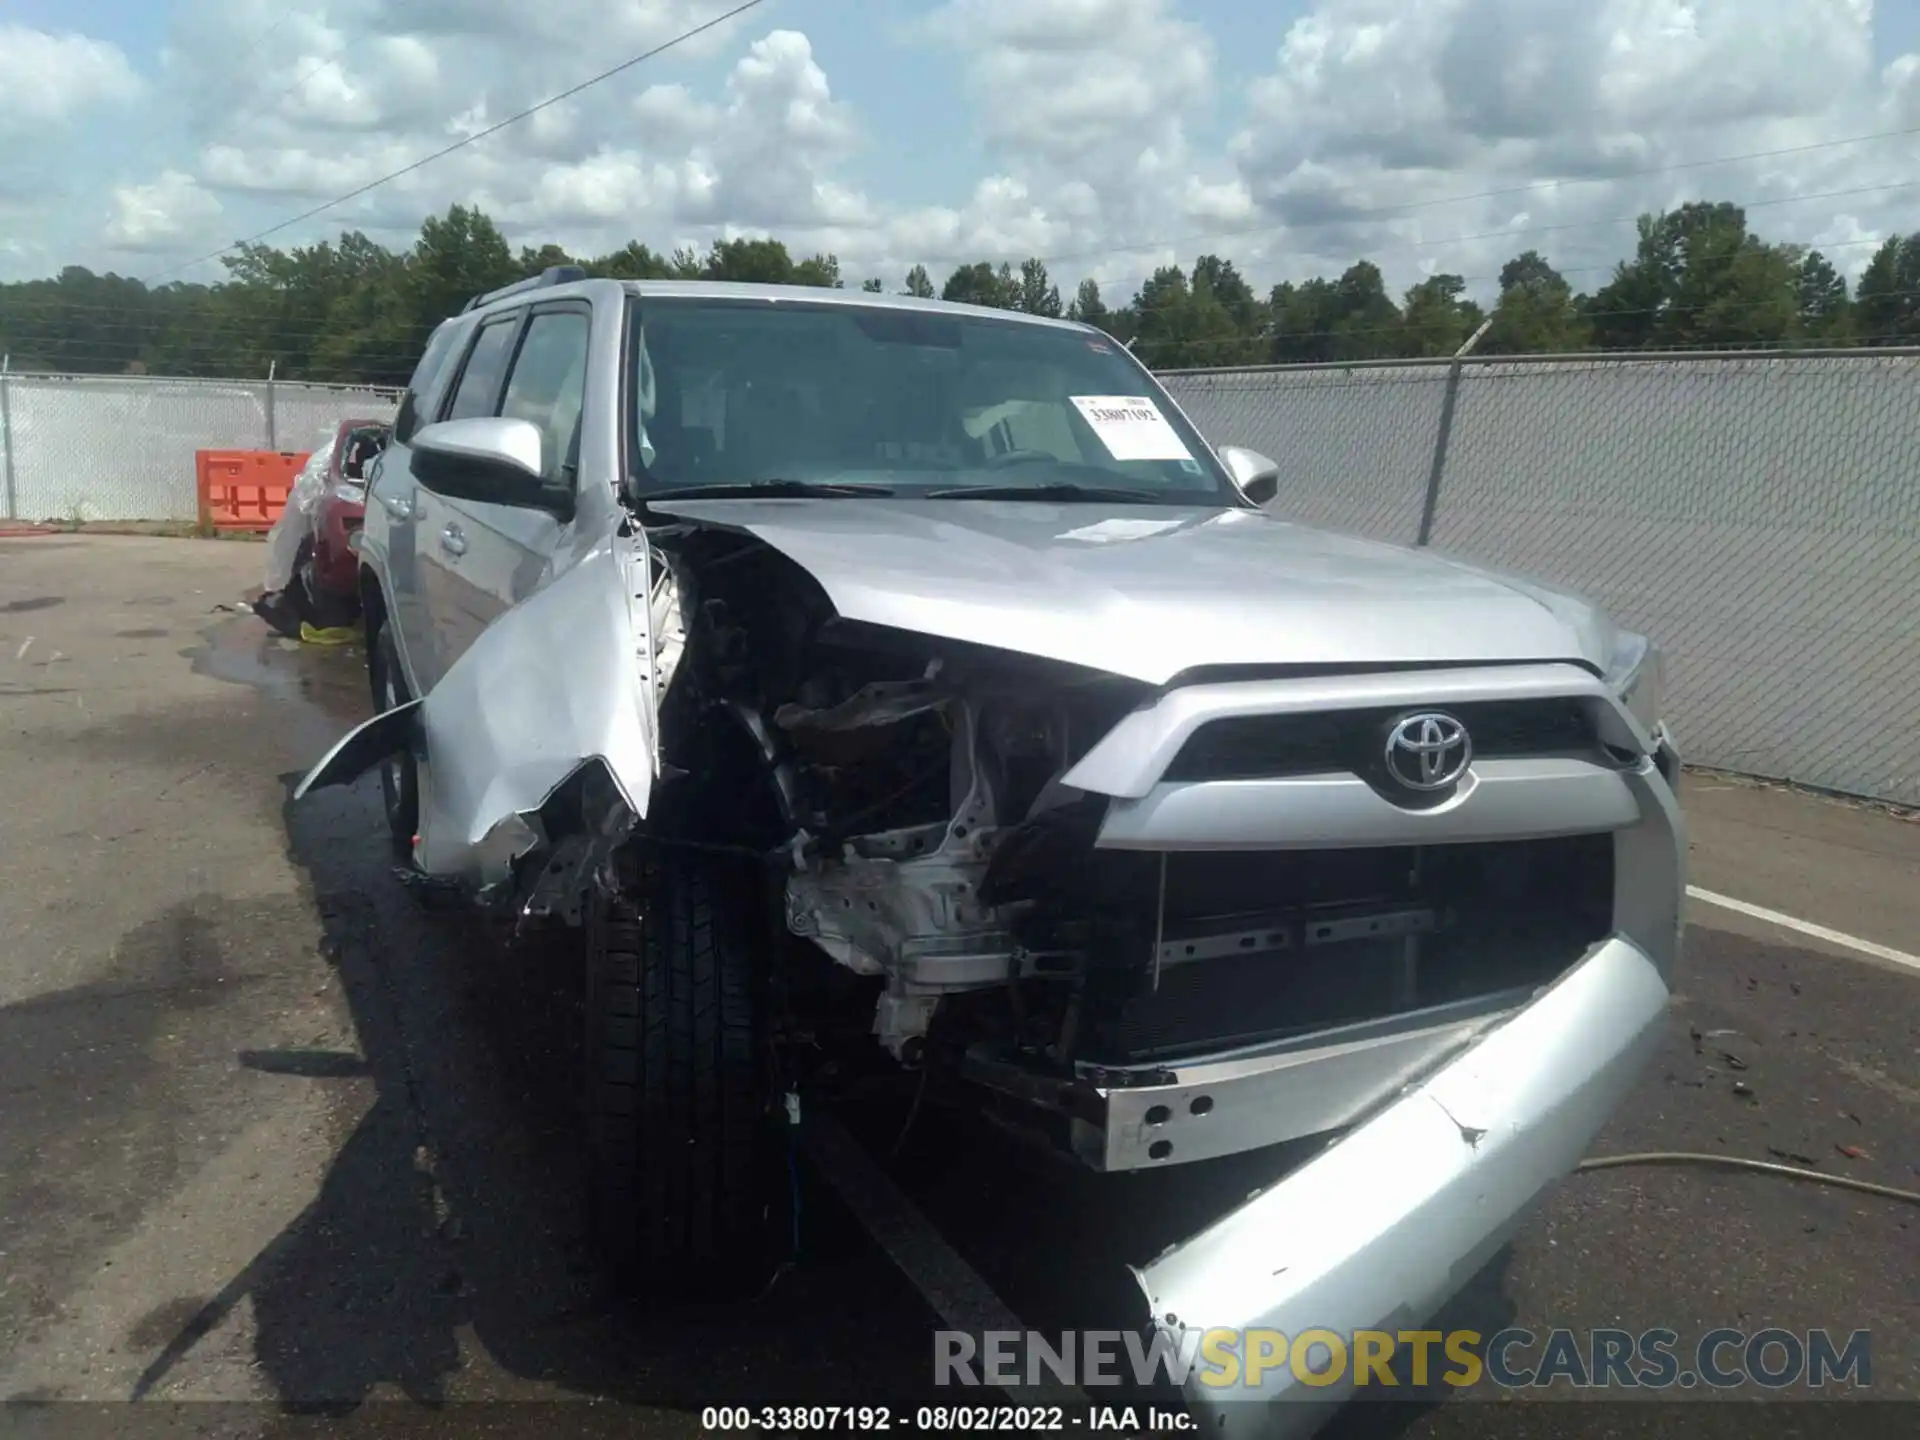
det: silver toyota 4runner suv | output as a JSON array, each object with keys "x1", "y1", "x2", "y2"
[{"x1": 299, "y1": 267, "x2": 1684, "y2": 1433}]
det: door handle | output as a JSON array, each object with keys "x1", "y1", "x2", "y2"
[
  {"x1": 439, "y1": 523, "x2": 468, "y2": 558},
  {"x1": 378, "y1": 488, "x2": 415, "y2": 521}
]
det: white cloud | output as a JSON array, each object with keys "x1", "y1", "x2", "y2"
[
  {"x1": 0, "y1": 25, "x2": 141, "y2": 134},
  {"x1": 8, "y1": 0, "x2": 1920, "y2": 308},
  {"x1": 908, "y1": 0, "x2": 1228, "y2": 281},
  {"x1": 103, "y1": 171, "x2": 223, "y2": 250},
  {"x1": 1228, "y1": 0, "x2": 1920, "y2": 298}
]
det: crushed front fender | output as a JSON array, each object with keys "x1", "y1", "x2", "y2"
[{"x1": 411, "y1": 535, "x2": 659, "y2": 883}]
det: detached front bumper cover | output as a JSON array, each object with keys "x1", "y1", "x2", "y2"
[{"x1": 1134, "y1": 932, "x2": 1672, "y2": 1439}]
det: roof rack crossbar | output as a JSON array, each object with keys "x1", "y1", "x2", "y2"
[{"x1": 462, "y1": 264, "x2": 589, "y2": 314}]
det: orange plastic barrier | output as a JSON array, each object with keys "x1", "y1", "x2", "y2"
[{"x1": 195, "y1": 449, "x2": 311, "y2": 532}]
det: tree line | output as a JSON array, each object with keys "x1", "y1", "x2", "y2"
[{"x1": 3, "y1": 199, "x2": 1918, "y2": 386}]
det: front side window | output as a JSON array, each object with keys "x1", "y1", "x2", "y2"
[
  {"x1": 499, "y1": 309, "x2": 591, "y2": 483},
  {"x1": 625, "y1": 299, "x2": 1234, "y2": 504}
]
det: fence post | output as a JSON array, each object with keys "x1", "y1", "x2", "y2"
[
  {"x1": 1414, "y1": 317, "x2": 1492, "y2": 547},
  {"x1": 265, "y1": 360, "x2": 278, "y2": 451},
  {"x1": 1, "y1": 354, "x2": 15, "y2": 522}
]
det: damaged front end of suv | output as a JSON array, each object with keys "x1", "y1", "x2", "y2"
[{"x1": 297, "y1": 278, "x2": 1684, "y2": 1439}]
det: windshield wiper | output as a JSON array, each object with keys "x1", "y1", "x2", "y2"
[
  {"x1": 640, "y1": 478, "x2": 897, "y2": 503},
  {"x1": 924, "y1": 482, "x2": 1175, "y2": 504}
]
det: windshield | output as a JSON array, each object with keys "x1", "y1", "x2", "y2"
[{"x1": 623, "y1": 296, "x2": 1238, "y2": 505}]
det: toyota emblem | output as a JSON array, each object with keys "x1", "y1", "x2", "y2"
[{"x1": 1384, "y1": 711, "x2": 1473, "y2": 792}]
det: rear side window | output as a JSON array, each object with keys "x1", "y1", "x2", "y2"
[
  {"x1": 392, "y1": 322, "x2": 461, "y2": 444},
  {"x1": 443, "y1": 315, "x2": 522, "y2": 422}
]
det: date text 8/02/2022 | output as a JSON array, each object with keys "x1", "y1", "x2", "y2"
[
  {"x1": 699, "y1": 1406, "x2": 1193, "y2": 1432},
  {"x1": 932, "y1": 1327, "x2": 1874, "y2": 1391}
]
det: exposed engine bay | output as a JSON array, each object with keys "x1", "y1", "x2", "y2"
[{"x1": 501, "y1": 518, "x2": 1622, "y2": 1169}]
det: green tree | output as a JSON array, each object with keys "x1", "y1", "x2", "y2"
[
  {"x1": 941, "y1": 261, "x2": 1018, "y2": 308},
  {"x1": 1013, "y1": 257, "x2": 1062, "y2": 317},
  {"x1": 1126, "y1": 263, "x2": 1260, "y2": 367},
  {"x1": 1190, "y1": 255, "x2": 1261, "y2": 333},
  {"x1": 904, "y1": 264, "x2": 935, "y2": 298},
  {"x1": 1484, "y1": 250, "x2": 1587, "y2": 354},
  {"x1": 1268, "y1": 262, "x2": 1401, "y2": 362},
  {"x1": 406, "y1": 204, "x2": 517, "y2": 338},
  {"x1": 1067, "y1": 276, "x2": 1108, "y2": 329},
  {"x1": 1855, "y1": 234, "x2": 1920, "y2": 343},
  {"x1": 1586, "y1": 203, "x2": 1799, "y2": 350},
  {"x1": 1399, "y1": 273, "x2": 1484, "y2": 356},
  {"x1": 590, "y1": 241, "x2": 674, "y2": 279},
  {"x1": 700, "y1": 237, "x2": 796, "y2": 283},
  {"x1": 1794, "y1": 249, "x2": 1850, "y2": 341},
  {"x1": 791, "y1": 253, "x2": 843, "y2": 288},
  {"x1": 1267, "y1": 278, "x2": 1338, "y2": 362},
  {"x1": 861, "y1": 277, "x2": 884, "y2": 292},
  {"x1": 518, "y1": 242, "x2": 576, "y2": 275}
]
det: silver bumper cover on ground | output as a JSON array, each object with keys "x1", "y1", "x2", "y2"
[{"x1": 1132, "y1": 933, "x2": 1673, "y2": 1438}]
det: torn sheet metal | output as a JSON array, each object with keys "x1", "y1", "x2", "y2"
[
  {"x1": 1131, "y1": 937, "x2": 1671, "y2": 1439},
  {"x1": 294, "y1": 697, "x2": 422, "y2": 800},
  {"x1": 411, "y1": 533, "x2": 658, "y2": 883}
]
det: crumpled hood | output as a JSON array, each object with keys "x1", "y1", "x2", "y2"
[{"x1": 651, "y1": 497, "x2": 1617, "y2": 687}]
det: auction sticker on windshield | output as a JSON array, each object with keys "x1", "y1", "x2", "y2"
[{"x1": 1070, "y1": 395, "x2": 1194, "y2": 462}]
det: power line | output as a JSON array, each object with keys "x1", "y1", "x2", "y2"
[{"x1": 138, "y1": 0, "x2": 770, "y2": 286}]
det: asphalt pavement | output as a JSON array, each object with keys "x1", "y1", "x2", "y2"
[{"x1": 1, "y1": 535, "x2": 1915, "y2": 1438}]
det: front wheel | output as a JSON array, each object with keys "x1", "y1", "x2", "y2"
[
  {"x1": 367, "y1": 621, "x2": 419, "y2": 859},
  {"x1": 583, "y1": 847, "x2": 775, "y2": 1297}
]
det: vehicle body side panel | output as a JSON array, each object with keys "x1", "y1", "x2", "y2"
[{"x1": 411, "y1": 533, "x2": 656, "y2": 882}]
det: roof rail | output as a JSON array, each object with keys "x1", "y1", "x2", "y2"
[{"x1": 462, "y1": 264, "x2": 589, "y2": 314}]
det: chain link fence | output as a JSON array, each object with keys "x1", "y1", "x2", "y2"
[
  {"x1": 0, "y1": 368, "x2": 400, "y2": 524},
  {"x1": 1161, "y1": 349, "x2": 1920, "y2": 807}
]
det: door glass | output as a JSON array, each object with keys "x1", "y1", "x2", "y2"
[
  {"x1": 443, "y1": 317, "x2": 520, "y2": 422},
  {"x1": 394, "y1": 320, "x2": 461, "y2": 443},
  {"x1": 499, "y1": 310, "x2": 592, "y2": 482}
]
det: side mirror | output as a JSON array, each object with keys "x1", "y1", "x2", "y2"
[
  {"x1": 412, "y1": 417, "x2": 575, "y2": 522},
  {"x1": 1217, "y1": 444, "x2": 1282, "y2": 506}
]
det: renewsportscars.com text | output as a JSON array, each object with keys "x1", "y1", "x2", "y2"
[{"x1": 934, "y1": 1327, "x2": 1872, "y2": 1391}]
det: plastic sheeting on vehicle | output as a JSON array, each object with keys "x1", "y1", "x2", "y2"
[{"x1": 262, "y1": 433, "x2": 337, "y2": 594}]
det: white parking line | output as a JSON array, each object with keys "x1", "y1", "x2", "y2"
[
  {"x1": 1687, "y1": 886, "x2": 1920, "y2": 974},
  {"x1": 801, "y1": 1113, "x2": 1089, "y2": 1409}
]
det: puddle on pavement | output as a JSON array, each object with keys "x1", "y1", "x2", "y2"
[{"x1": 187, "y1": 614, "x2": 372, "y2": 760}]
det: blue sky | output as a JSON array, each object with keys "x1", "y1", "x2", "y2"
[{"x1": 4, "y1": 0, "x2": 1919, "y2": 302}]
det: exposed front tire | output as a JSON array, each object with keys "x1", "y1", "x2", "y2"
[
  {"x1": 583, "y1": 847, "x2": 774, "y2": 1298},
  {"x1": 367, "y1": 620, "x2": 419, "y2": 860}
]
